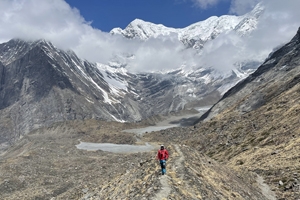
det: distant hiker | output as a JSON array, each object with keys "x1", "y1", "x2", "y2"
[{"x1": 157, "y1": 144, "x2": 169, "y2": 175}]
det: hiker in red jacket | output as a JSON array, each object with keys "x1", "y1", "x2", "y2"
[{"x1": 157, "y1": 144, "x2": 169, "y2": 175}]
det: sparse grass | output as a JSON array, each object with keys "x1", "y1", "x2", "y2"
[
  {"x1": 1, "y1": 78, "x2": 300, "y2": 199},
  {"x1": 174, "y1": 83, "x2": 300, "y2": 199},
  {"x1": 261, "y1": 130, "x2": 271, "y2": 137}
]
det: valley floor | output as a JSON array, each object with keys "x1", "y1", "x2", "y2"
[{"x1": 0, "y1": 119, "x2": 283, "y2": 200}]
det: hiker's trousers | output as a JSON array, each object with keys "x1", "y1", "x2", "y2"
[{"x1": 160, "y1": 160, "x2": 166, "y2": 175}]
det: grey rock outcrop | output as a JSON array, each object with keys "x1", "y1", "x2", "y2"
[{"x1": 0, "y1": 39, "x2": 138, "y2": 145}]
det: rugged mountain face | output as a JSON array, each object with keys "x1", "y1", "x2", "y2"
[
  {"x1": 109, "y1": 3, "x2": 266, "y2": 98},
  {"x1": 0, "y1": 39, "x2": 139, "y2": 146},
  {"x1": 0, "y1": 38, "x2": 246, "y2": 147},
  {"x1": 0, "y1": 4, "x2": 273, "y2": 147},
  {"x1": 110, "y1": 3, "x2": 264, "y2": 49},
  {"x1": 108, "y1": 2, "x2": 267, "y2": 115}
]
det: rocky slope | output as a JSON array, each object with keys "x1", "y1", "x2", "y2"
[
  {"x1": 146, "y1": 27, "x2": 300, "y2": 199},
  {"x1": 0, "y1": 39, "x2": 138, "y2": 147},
  {"x1": 0, "y1": 38, "x2": 247, "y2": 148},
  {"x1": 0, "y1": 3, "x2": 271, "y2": 148}
]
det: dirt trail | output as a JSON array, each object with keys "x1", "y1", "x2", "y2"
[
  {"x1": 152, "y1": 175, "x2": 172, "y2": 200},
  {"x1": 151, "y1": 144, "x2": 184, "y2": 200},
  {"x1": 172, "y1": 144, "x2": 199, "y2": 199},
  {"x1": 152, "y1": 144, "x2": 274, "y2": 200},
  {"x1": 152, "y1": 144, "x2": 197, "y2": 200},
  {"x1": 172, "y1": 144, "x2": 185, "y2": 180}
]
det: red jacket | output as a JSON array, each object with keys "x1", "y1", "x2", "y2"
[{"x1": 157, "y1": 149, "x2": 169, "y2": 160}]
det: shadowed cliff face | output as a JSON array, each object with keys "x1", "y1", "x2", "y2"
[
  {"x1": 0, "y1": 44, "x2": 75, "y2": 110},
  {"x1": 0, "y1": 39, "x2": 134, "y2": 145}
]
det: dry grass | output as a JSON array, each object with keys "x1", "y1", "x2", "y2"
[
  {"x1": 186, "y1": 81, "x2": 300, "y2": 199},
  {"x1": 142, "y1": 75, "x2": 300, "y2": 199}
]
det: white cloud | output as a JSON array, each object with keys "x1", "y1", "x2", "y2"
[
  {"x1": 0, "y1": 0, "x2": 194, "y2": 72},
  {"x1": 128, "y1": 37, "x2": 198, "y2": 73},
  {"x1": 199, "y1": 0, "x2": 300, "y2": 72},
  {"x1": 0, "y1": 0, "x2": 201, "y2": 73},
  {"x1": 229, "y1": 0, "x2": 260, "y2": 15},
  {"x1": 0, "y1": 0, "x2": 299, "y2": 74},
  {"x1": 191, "y1": 0, "x2": 224, "y2": 9},
  {"x1": 0, "y1": 0, "x2": 88, "y2": 47}
]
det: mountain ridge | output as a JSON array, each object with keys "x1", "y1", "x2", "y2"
[
  {"x1": 0, "y1": 10, "x2": 300, "y2": 200},
  {"x1": 0, "y1": 38, "x2": 244, "y2": 147},
  {"x1": 110, "y1": 3, "x2": 264, "y2": 49}
]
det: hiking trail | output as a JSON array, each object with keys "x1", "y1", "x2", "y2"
[
  {"x1": 152, "y1": 144, "x2": 198, "y2": 200},
  {"x1": 152, "y1": 174, "x2": 172, "y2": 200}
]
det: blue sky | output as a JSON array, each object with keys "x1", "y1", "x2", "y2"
[{"x1": 64, "y1": 0, "x2": 232, "y2": 32}]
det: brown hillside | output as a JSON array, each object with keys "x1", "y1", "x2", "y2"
[{"x1": 145, "y1": 28, "x2": 300, "y2": 199}]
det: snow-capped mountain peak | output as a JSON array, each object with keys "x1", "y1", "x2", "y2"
[
  {"x1": 111, "y1": 18, "x2": 178, "y2": 40},
  {"x1": 235, "y1": 2, "x2": 265, "y2": 35},
  {"x1": 110, "y1": 4, "x2": 264, "y2": 49}
]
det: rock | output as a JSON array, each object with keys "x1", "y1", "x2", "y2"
[
  {"x1": 279, "y1": 181, "x2": 283, "y2": 186},
  {"x1": 82, "y1": 188, "x2": 89, "y2": 193},
  {"x1": 284, "y1": 183, "x2": 293, "y2": 191},
  {"x1": 293, "y1": 173, "x2": 298, "y2": 177},
  {"x1": 271, "y1": 150, "x2": 279, "y2": 155},
  {"x1": 82, "y1": 193, "x2": 92, "y2": 199}
]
